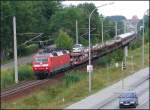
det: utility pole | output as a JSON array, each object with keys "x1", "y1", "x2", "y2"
[
  {"x1": 115, "y1": 21, "x2": 118, "y2": 37},
  {"x1": 142, "y1": 10, "x2": 148, "y2": 67},
  {"x1": 142, "y1": 15, "x2": 145, "y2": 68},
  {"x1": 13, "y1": 16, "x2": 18, "y2": 83},
  {"x1": 88, "y1": 2, "x2": 114, "y2": 94},
  {"x1": 76, "y1": 20, "x2": 79, "y2": 44},
  {"x1": 101, "y1": 18, "x2": 104, "y2": 44}
]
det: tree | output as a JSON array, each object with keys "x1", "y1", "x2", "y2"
[
  {"x1": 1, "y1": 1, "x2": 61, "y2": 60},
  {"x1": 55, "y1": 30, "x2": 73, "y2": 50},
  {"x1": 49, "y1": 3, "x2": 102, "y2": 46},
  {"x1": 48, "y1": 6, "x2": 83, "y2": 40}
]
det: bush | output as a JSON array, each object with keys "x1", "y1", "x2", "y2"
[
  {"x1": 18, "y1": 65, "x2": 34, "y2": 80},
  {"x1": 1, "y1": 65, "x2": 34, "y2": 90},
  {"x1": 1, "y1": 69, "x2": 14, "y2": 89},
  {"x1": 130, "y1": 37, "x2": 142, "y2": 50},
  {"x1": 96, "y1": 48, "x2": 123, "y2": 66},
  {"x1": 18, "y1": 44, "x2": 38, "y2": 56},
  {"x1": 145, "y1": 27, "x2": 149, "y2": 43},
  {"x1": 63, "y1": 71, "x2": 86, "y2": 87},
  {"x1": 24, "y1": 44, "x2": 38, "y2": 55},
  {"x1": 96, "y1": 55, "x2": 111, "y2": 66},
  {"x1": 111, "y1": 49, "x2": 123, "y2": 62}
]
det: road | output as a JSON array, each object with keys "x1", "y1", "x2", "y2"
[
  {"x1": 1, "y1": 54, "x2": 33, "y2": 70},
  {"x1": 137, "y1": 99, "x2": 149, "y2": 109},
  {"x1": 66, "y1": 67, "x2": 149, "y2": 109},
  {"x1": 100, "y1": 79, "x2": 149, "y2": 109}
]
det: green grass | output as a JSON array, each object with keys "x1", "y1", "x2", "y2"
[
  {"x1": 1, "y1": 42, "x2": 149, "y2": 109},
  {"x1": 1, "y1": 64, "x2": 34, "y2": 90}
]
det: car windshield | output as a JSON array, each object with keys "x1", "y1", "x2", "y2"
[
  {"x1": 34, "y1": 57, "x2": 48, "y2": 63},
  {"x1": 74, "y1": 44, "x2": 82, "y2": 48},
  {"x1": 121, "y1": 93, "x2": 135, "y2": 98}
]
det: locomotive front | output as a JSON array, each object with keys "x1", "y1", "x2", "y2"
[
  {"x1": 32, "y1": 54, "x2": 51, "y2": 79},
  {"x1": 32, "y1": 50, "x2": 71, "y2": 79}
]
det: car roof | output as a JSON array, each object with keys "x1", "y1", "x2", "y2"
[
  {"x1": 122, "y1": 91, "x2": 136, "y2": 93},
  {"x1": 121, "y1": 91, "x2": 137, "y2": 95},
  {"x1": 74, "y1": 44, "x2": 83, "y2": 46}
]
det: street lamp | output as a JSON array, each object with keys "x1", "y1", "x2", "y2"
[
  {"x1": 101, "y1": 17, "x2": 104, "y2": 44},
  {"x1": 142, "y1": 10, "x2": 148, "y2": 68},
  {"x1": 76, "y1": 20, "x2": 79, "y2": 44},
  {"x1": 115, "y1": 21, "x2": 118, "y2": 37},
  {"x1": 88, "y1": 2, "x2": 114, "y2": 94}
]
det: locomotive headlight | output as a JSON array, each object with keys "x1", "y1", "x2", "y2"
[
  {"x1": 42, "y1": 64, "x2": 48, "y2": 67},
  {"x1": 34, "y1": 65, "x2": 40, "y2": 67}
]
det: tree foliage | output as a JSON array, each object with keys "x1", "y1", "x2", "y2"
[
  {"x1": 1, "y1": 1, "x2": 61, "y2": 60},
  {"x1": 1, "y1": 1, "x2": 128, "y2": 61},
  {"x1": 55, "y1": 30, "x2": 73, "y2": 50}
]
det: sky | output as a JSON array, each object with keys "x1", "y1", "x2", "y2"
[{"x1": 62, "y1": 1, "x2": 149, "y2": 19}]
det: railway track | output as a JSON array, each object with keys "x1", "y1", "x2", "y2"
[
  {"x1": 0, "y1": 79, "x2": 51, "y2": 102},
  {"x1": 0, "y1": 70, "x2": 67, "y2": 101},
  {"x1": 1, "y1": 80, "x2": 48, "y2": 98}
]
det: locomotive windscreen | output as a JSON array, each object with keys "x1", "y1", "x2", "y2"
[{"x1": 34, "y1": 57, "x2": 48, "y2": 63}]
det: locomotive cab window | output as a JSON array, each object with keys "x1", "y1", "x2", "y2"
[
  {"x1": 52, "y1": 52, "x2": 58, "y2": 56},
  {"x1": 34, "y1": 57, "x2": 48, "y2": 62},
  {"x1": 62, "y1": 50, "x2": 67, "y2": 54}
]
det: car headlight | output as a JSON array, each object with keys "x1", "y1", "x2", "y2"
[{"x1": 120, "y1": 101, "x2": 124, "y2": 104}]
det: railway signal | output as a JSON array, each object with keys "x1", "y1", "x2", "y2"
[{"x1": 122, "y1": 61, "x2": 126, "y2": 70}]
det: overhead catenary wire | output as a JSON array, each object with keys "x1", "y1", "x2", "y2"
[
  {"x1": 30, "y1": 39, "x2": 53, "y2": 43},
  {"x1": 80, "y1": 28, "x2": 96, "y2": 38},
  {"x1": 18, "y1": 33, "x2": 44, "y2": 47}
]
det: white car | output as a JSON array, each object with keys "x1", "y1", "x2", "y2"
[{"x1": 72, "y1": 44, "x2": 84, "y2": 53}]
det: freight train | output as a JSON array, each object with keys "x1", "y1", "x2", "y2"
[{"x1": 32, "y1": 31, "x2": 136, "y2": 79}]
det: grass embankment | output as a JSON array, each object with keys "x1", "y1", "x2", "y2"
[
  {"x1": 1, "y1": 42, "x2": 149, "y2": 109},
  {"x1": 1, "y1": 65, "x2": 34, "y2": 90}
]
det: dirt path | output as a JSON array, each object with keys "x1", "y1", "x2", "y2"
[{"x1": 1, "y1": 54, "x2": 34, "y2": 70}]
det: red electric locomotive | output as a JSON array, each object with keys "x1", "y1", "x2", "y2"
[{"x1": 32, "y1": 50, "x2": 70, "y2": 79}]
